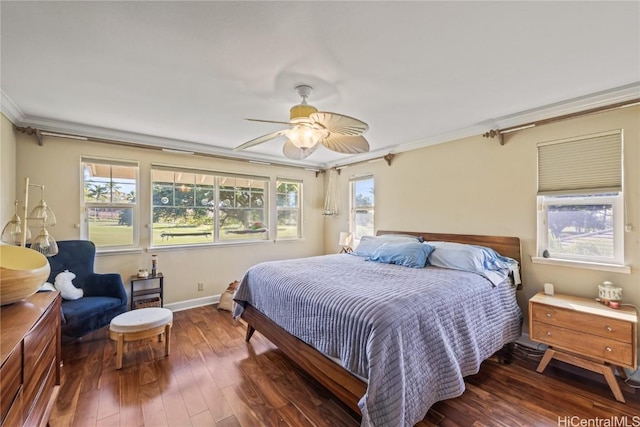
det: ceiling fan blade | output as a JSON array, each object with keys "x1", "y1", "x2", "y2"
[
  {"x1": 310, "y1": 112, "x2": 369, "y2": 136},
  {"x1": 234, "y1": 130, "x2": 287, "y2": 151},
  {"x1": 245, "y1": 118, "x2": 294, "y2": 126},
  {"x1": 321, "y1": 134, "x2": 370, "y2": 154},
  {"x1": 283, "y1": 139, "x2": 318, "y2": 160}
]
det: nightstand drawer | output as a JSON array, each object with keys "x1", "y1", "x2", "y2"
[
  {"x1": 531, "y1": 302, "x2": 632, "y2": 343},
  {"x1": 531, "y1": 320, "x2": 634, "y2": 368}
]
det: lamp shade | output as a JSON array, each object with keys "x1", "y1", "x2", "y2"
[
  {"x1": 30, "y1": 199, "x2": 57, "y2": 226},
  {"x1": 1, "y1": 214, "x2": 31, "y2": 245},
  {"x1": 0, "y1": 245, "x2": 50, "y2": 305},
  {"x1": 30, "y1": 228, "x2": 59, "y2": 257},
  {"x1": 339, "y1": 232, "x2": 353, "y2": 247}
]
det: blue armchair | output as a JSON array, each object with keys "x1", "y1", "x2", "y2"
[{"x1": 46, "y1": 240, "x2": 127, "y2": 340}]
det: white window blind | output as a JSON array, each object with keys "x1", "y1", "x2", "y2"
[{"x1": 537, "y1": 130, "x2": 622, "y2": 195}]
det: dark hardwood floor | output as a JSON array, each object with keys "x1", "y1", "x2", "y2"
[{"x1": 50, "y1": 305, "x2": 640, "y2": 426}]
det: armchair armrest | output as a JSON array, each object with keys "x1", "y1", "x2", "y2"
[{"x1": 84, "y1": 273, "x2": 127, "y2": 303}]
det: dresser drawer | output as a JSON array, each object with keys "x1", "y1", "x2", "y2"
[
  {"x1": 22, "y1": 335, "x2": 56, "y2": 417},
  {"x1": 2, "y1": 391, "x2": 23, "y2": 427},
  {"x1": 531, "y1": 320, "x2": 634, "y2": 368},
  {"x1": 0, "y1": 347, "x2": 22, "y2": 423},
  {"x1": 23, "y1": 303, "x2": 58, "y2": 377},
  {"x1": 531, "y1": 302, "x2": 632, "y2": 343},
  {"x1": 23, "y1": 358, "x2": 56, "y2": 427}
]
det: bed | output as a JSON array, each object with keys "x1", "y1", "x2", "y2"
[{"x1": 233, "y1": 231, "x2": 523, "y2": 426}]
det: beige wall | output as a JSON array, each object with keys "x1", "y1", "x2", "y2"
[
  {"x1": 1, "y1": 114, "x2": 17, "y2": 227},
  {"x1": 15, "y1": 135, "x2": 326, "y2": 305},
  {"x1": 7, "y1": 106, "x2": 640, "y2": 324},
  {"x1": 327, "y1": 106, "x2": 640, "y2": 328}
]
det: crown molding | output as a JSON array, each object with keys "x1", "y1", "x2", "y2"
[
  {"x1": 6, "y1": 82, "x2": 639, "y2": 170},
  {"x1": 0, "y1": 90, "x2": 26, "y2": 124},
  {"x1": 402, "y1": 82, "x2": 640, "y2": 152},
  {"x1": 489, "y1": 81, "x2": 639, "y2": 130},
  {"x1": 14, "y1": 115, "x2": 322, "y2": 169}
]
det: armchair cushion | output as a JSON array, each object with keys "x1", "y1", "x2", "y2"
[{"x1": 46, "y1": 240, "x2": 127, "y2": 339}]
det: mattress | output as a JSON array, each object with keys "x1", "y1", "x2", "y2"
[{"x1": 234, "y1": 254, "x2": 522, "y2": 426}]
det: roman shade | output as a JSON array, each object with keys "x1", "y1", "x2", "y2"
[{"x1": 537, "y1": 130, "x2": 622, "y2": 195}]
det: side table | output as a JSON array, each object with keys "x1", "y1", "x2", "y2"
[
  {"x1": 130, "y1": 273, "x2": 164, "y2": 309},
  {"x1": 529, "y1": 291, "x2": 637, "y2": 402}
]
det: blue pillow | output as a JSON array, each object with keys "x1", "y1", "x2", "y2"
[
  {"x1": 352, "y1": 235, "x2": 422, "y2": 258},
  {"x1": 367, "y1": 242, "x2": 435, "y2": 268},
  {"x1": 426, "y1": 241, "x2": 518, "y2": 280}
]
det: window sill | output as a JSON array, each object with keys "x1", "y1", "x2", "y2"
[
  {"x1": 149, "y1": 240, "x2": 275, "y2": 252},
  {"x1": 96, "y1": 247, "x2": 144, "y2": 256},
  {"x1": 531, "y1": 257, "x2": 631, "y2": 274}
]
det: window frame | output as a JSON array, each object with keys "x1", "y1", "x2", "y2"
[
  {"x1": 80, "y1": 157, "x2": 139, "y2": 250},
  {"x1": 535, "y1": 129, "x2": 626, "y2": 268},
  {"x1": 275, "y1": 178, "x2": 303, "y2": 240},
  {"x1": 349, "y1": 175, "x2": 375, "y2": 241},
  {"x1": 536, "y1": 193, "x2": 624, "y2": 265},
  {"x1": 150, "y1": 164, "x2": 270, "y2": 248}
]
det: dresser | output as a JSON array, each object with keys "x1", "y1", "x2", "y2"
[
  {"x1": 1, "y1": 292, "x2": 61, "y2": 427},
  {"x1": 529, "y1": 291, "x2": 637, "y2": 402}
]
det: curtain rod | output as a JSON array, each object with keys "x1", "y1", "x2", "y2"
[
  {"x1": 14, "y1": 125, "x2": 396, "y2": 177},
  {"x1": 483, "y1": 98, "x2": 640, "y2": 145},
  {"x1": 12, "y1": 125, "x2": 322, "y2": 173}
]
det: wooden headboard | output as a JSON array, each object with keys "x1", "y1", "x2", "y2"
[{"x1": 376, "y1": 230, "x2": 522, "y2": 266}]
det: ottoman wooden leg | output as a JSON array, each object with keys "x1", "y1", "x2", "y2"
[
  {"x1": 116, "y1": 333, "x2": 124, "y2": 369},
  {"x1": 164, "y1": 323, "x2": 171, "y2": 357}
]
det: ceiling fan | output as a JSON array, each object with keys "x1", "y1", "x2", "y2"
[{"x1": 234, "y1": 85, "x2": 370, "y2": 160}]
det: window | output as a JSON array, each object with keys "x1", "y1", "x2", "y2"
[
  {"x1": 151, "y1": 165, "x2": 268, "y2": 246},
  {"x1": 350, "y1": 176, "x2": 374, "y2": 240},
  {"x1": 81, "y1": 158, "x2": 138, "y2": 248},
  {"x1": 276, "y1": 179, "x2": 302, "y2": 239},
  {"x1": 537, "y1": 130, "x2": 624, "y2": 265}
]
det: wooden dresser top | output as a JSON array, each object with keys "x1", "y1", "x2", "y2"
[
  {"x1": 0, "y1": 291, "x2": 60, "y2": 366},
  {"x1": 530, "y1": 291, "x2": 637, "y2": 323}
]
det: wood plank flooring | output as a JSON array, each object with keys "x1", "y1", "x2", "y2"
[{"x1": 50, "y1": 305, "x2": 640, "y2": 426}]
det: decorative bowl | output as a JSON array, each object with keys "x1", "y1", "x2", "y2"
[{"x1": 0, "y1": 245, "x2": 50, "y2": 306}]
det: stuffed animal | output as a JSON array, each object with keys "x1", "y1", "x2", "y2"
[
  {"x1": 54, "y1": 270, "x2": 84, "y2": 300},
  {"x1": 217, "y1": 280, "x2": 239, "y2": 312}
]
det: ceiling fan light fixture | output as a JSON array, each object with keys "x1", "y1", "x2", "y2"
[{"x1": 286, "y1": 126, "x2": 327, "y2": 148}]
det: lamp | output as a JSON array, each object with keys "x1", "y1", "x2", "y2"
[
  {"x1": 1, "y1": 177, "x2": 58, "y2": 257},
  {"x1": 339, "y1": 231, "x2": 353, "y2": 254}
]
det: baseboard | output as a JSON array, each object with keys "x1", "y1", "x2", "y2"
[{"x1": 164, "y1": 294, "x2": 220, "y2": 312}]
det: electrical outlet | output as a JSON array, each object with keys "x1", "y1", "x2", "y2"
[{"x1": 197, "y1": 282, "x2": 204, "y2": 291}]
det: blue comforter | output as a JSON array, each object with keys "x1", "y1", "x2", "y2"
[{"x1": 233, "y1": 254, "x2": 522, "y2": 426}]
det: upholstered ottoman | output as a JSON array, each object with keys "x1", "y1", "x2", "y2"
[{"x1": 109, "y1": 307, "x2": 173, "y2": 369}]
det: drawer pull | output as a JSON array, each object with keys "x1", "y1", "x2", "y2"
[
  {"x1": 546, "y1": 313, "x2": 552, "y2": 318},
  {"x1": 546, "y1": 331, "x2": 552, "y2": 336},
  {"x1": 606, "y1": 326, "x2": 612, "y2": 332},
  {"x1": 606, "y1": 346, "x2": 612, "y2": 352}
]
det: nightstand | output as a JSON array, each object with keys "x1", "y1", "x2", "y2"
[
  {"x1": 529, "y1": 291, "x2": 637, "y2": 402},
  {"x1": 130, "y1": 273, "x2": 164, "y2": 309}
]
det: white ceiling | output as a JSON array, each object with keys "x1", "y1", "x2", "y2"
[{"x1": 1, "y1": 1, "x2": 639, "y2": 168}]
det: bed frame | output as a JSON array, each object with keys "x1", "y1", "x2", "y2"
[{"x1": 242, "y1": 230, "x2": 522, "y2": 414}]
